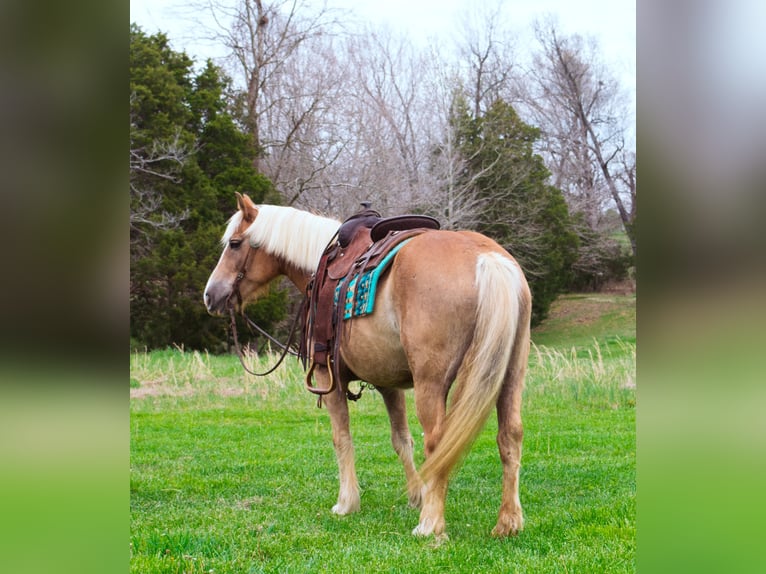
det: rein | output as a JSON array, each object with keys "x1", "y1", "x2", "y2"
[
  {"x1": 228, "y1": 302, "x2": 303, "y2": 377},
  {"x1": 227, "y1": 243, "x2": 303, "y2": 377}
]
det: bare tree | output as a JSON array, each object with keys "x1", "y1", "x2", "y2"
[
  {"x1": 418, "y1": 4, "x2": 520, "y2": 229},
  {"x1": 129, "y1": 99, "x2": 192, "y2": 256},
  {"x1": 616, "y1": 148, "x2": 636, "y2": 226},
  {"x1": 198, "y1": 0, "x2": 348, "y2": 202},
  {"x1": 455, "y1": 1, "x2": 518, "y2": 117},
  {"x1": 332, "y1": 28, "x2": 435, "y2": 214},
  {"x1": 184, "y1": 2, "x2": 635, "y2": 269},
  {"x1": 525, "y1": 20, "x2": 636, "y2": 257},
  {"x1": 424, "y1": 82, "x2": 488, "y2": 230},
  {"x1": 334, "y1": 23, "x2": 514, "y2": 224},
  {"x1": 194, "y1": 1, "x2": 523, "y2": 224}
]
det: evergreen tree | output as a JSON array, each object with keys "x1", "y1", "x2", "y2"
[
  {"x1": 453, "y1": 98, "x2": 578, "y2": 325},
  {"x1": 130, "y1": 25, "x2": 282, "y2": 351}
]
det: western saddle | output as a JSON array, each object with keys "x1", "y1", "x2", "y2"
[{"x1": 300, "y1": 206, "x2": 440, "y2": 400}]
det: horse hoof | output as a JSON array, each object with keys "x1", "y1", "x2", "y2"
[
  {"x1": 411, "y1": 517, "x2": 445, "y2": 537},
  {"x1": 491, "y1": 514, "x2": 523, "y2": 537},
  {"x1": 332, "y1": 501, "x2": 360, "y2": 515}
]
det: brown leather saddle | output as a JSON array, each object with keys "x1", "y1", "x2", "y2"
[{"x1": 300, "y1": 207, "x2": 440, "y2": 399}]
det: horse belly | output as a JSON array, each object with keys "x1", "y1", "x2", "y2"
[{"x1": 339, "y1": 279, "x2": 412, "y2": 387}]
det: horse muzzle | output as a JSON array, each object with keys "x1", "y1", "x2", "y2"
[{"x1": 203, "y1": 282, "x2": 234, "y2": 316}]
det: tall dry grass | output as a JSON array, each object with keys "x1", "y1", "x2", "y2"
[{"x1": 526, "y1": 338, "x2": 636, "y2": 408}]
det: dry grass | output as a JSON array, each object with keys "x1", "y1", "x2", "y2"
[
  {"x1": 527, "y1": 338, "x2": 636, "y2": 409},
  {"x1": 129, "y1": 346, "x2": 302, "y2": 401}
]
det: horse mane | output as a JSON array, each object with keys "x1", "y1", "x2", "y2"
[{"x1": 244, "y1": 205, "x2": 340, "y2": 273}]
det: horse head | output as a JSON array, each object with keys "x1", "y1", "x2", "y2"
[{"x1": 203, "y1": 192, "x2": 280, "y2": 315}]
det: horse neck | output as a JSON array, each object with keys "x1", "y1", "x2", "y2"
[
  {"x1": 280, "y1": 259, "x2": 313, "y2": 295},
  {"x1": 249, "y1": 204, "x2": 338, "y2": 294}
]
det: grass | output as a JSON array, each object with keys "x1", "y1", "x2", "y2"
[
  {"x1": 131, "y1": 294, "x2": 635, "y2": 573},
  {"x1": 531, "y1": 292, "x2": 636, "y2": 350}
]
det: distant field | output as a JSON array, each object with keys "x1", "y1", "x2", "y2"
[
  {"x1": 130, "y1": 294, "x2": 635, "y2": 573},
  {"x1": 532, "y1": 292, "x2": 636, "y2": 349}
]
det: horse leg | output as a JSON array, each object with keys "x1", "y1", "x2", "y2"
[
  {"x1": 411, "y1": 383, "x2": 449, "y2": 537},
  {"x1": 318, "y1": 368, "x2": 360, "y2": 515},
  {"x1": 377, "y1": 387, "x2": 424, "y2": 508},
  {"x1": 492, "y1": 360, "x2": 527, "y2": 537}
]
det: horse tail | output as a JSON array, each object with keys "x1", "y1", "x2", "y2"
[{"x1": 420, "y1": 251, "x2": 526, "y2": 484}]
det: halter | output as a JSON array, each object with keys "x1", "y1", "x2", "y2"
[{"x1": 227, "y1": 243, "x2": 303, "y2": 376}]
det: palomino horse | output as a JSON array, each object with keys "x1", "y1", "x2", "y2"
[{"x1": 204, "y1": 193, "x2": 531, "y2": 538}]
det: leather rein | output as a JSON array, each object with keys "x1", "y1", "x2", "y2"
[{"x1": 227, "y1": 245, "x2": 304, "y2": 377}]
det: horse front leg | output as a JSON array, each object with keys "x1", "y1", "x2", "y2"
[
  {"x1": 318, "y1": 368, "x2": 360, "y2": 515},
  {"x1": 377, "y1": 387, "x2": 424, "y2": 509}
]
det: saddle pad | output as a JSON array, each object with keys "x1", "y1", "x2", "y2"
[{"x1": 334, "y1": 239, "x2": 411, "y2": 319}]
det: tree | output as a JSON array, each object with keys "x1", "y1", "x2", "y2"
[
  {"x1": 199, "y1": 0, "x2": 347, "y2": 202},
  {"x1": 130, "y1": 25, "x2": 196, "y2": 251},
  {"x1": 453, "y1": 98, "x2": 578, "y2": 324},
  {"x1": 130, "y1": 25, "x2": 280, "y2": 350},
  {"x1": 424, "y1": 88, "x2": 487, "y2": 230},
  {"x1": 525, "y1": 21, "x2": 636, "y2": 261},
  {"x1": 455, "y1": 1, "x2": 518, "y2": 118}
]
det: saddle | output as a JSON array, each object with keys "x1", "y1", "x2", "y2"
[{"x1": 300, "y1": 207, "x2": 440, "y2": 399}]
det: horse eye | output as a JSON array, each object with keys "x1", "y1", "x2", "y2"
[{"x1": 229, "y1": 238, "x2": 243, "y2": 250}]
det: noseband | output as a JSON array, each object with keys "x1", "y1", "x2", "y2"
[{"x1": 227, "y1": 244, "x2": 303, "y2": 376}]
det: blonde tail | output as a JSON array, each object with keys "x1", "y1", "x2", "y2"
[{"x1": 420, "y1": 252, "x2": 524, "y2": 483}]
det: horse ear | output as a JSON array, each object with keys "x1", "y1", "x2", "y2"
[{"x1": 237, "y1": 193, "x2": 257, "y2": 223}]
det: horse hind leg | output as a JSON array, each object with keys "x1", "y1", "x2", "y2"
[
  {"x1": 411, "y1": 382, "x2": 449, "y2": 537},
  {"x1": 318, "y1": 368, "x2": 360, "y2": 515},
  {"x1": 378, "y1": 387, "x2": 424, "y2": 508},
  {"x1": 492, "y1": 352, "x2": 527, "y2": 537}
]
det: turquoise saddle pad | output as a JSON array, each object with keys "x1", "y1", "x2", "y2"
[{"x1": 334, "y1": 239, "x2": 411, "y2": 320}]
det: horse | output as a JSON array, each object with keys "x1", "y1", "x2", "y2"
[{"x1": 204, "y1": 192, "x2": 531, "y2": 538}]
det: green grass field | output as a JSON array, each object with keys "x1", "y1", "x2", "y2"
[{"x1": 130, "y1": 293, "x2": 635, "y2": 573}]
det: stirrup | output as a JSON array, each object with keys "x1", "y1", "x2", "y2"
[{"x1": 305, "y1": 360, "x2": 336, "y2": 396}]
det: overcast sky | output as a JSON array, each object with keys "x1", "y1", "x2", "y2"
[
  {"x1": 131, "y1": 1, "x2": 633, "y2": 69},
  {"x1": 130, "y1": 0, "x2": 635, "y2": 121}
]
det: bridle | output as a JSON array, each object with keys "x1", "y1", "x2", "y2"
[{"x1": 227, "y1": 242, "x2": 304, "y2": 377}]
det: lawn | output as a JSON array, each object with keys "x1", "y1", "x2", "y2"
[{"x1": 130, "y1": 294, "x2": 635, "y2": 573}]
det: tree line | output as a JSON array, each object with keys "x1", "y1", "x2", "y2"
[{"x1": 130, "y1": 1, "x2": 634, "y2": 352}]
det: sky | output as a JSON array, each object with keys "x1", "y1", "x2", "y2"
[
  {"x1": 130, "y1": 0, "x2": 635, "y2": 123},
  {"x1": 130, "y1": 0, "x2": 634, "y2": 74}
]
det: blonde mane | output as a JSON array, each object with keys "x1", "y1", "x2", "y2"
[{"x1": 243, "y1": 205, "x2": 340, "y2": 273}]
